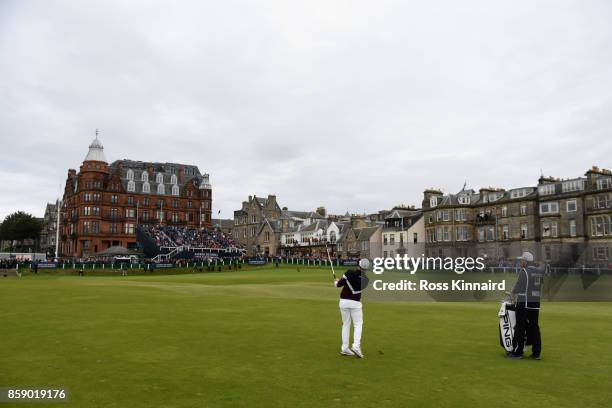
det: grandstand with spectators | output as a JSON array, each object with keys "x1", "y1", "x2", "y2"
[{"x1": 137, "y1": 225, "x2": 244, "y2": 262}]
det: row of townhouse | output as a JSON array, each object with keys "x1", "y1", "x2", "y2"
[{"x1": 422, "y1": 166, "x2": 612, "y2": 266}]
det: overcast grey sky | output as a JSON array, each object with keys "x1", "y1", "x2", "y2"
[{"x1": 1, "y1": 0, "x2": 611, "y2": 221}]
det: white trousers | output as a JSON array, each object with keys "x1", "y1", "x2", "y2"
[{"x1": 339, "y1": 299, "x2": 363, "y2": 350}]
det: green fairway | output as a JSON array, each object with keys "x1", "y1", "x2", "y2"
[{"x1": 1, "y1": 266, "x2": 611, "y2": 407}]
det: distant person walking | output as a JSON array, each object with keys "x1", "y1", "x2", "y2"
[
  {"x1": 507, "y1": 251, "x2": 543, "y2": 360},
  {"x1": 335, "y1": 259, "x2": 370, "y2": 358}
]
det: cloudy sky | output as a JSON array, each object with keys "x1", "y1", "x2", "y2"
[{"x1": 1, "y1": 0, "x2": 611, "y2": 221}]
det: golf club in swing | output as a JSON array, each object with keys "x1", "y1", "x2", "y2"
[{"x1": 325, "y1": 242, "x2": 337, "y2": 281}]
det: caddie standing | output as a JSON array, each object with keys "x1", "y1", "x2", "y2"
[
  {"x1": 508, "y1": 251, "x2": 543, "y2": 360},
  {"x1": 335, "y1": 258, "x2": 370, "y2": 358}
]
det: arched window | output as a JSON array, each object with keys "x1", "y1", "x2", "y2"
[
  {"x1": 171, "y1": 185, "x2": 179, "y2": 196},
  {"x1": 141, "y1": 172, "x2": 149, "y2": 182},
  {"x1": 142, "y1": 182, "x2": 150, "y2": 194},
  {"x1": 156, "y1": 173, "x2": 164, "y2": 184},
  {"x1": 171, "y1": 174, "x2": 178, "y2": 185},
  {"x1": 127, "y1": 180, "x2": 135, "y2": 192},
  {"x1": 157, "y1": 183, "x2": 165, "y2": 195},
  {"x1": 127, "y1": 169, "x2": 134, "y2": 181}
]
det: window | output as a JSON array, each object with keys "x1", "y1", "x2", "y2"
[
  {"x1": 442, "y1": 211, "x2": 450, "y2": 221},
  {"x1": 486, "y1": 226, "x2": 494, "y2": 241},
  {"x1": 544, "y1": 246, "x2": 552, "y2": 261},
  {"x1": 593, "y1": 247, "x2": 610, "y2": 260},
  {"x1": 428, "y1": 214, "x2": 433, "y2": 224},
  {"x1": 127, "y1": 196, "x2": 134, "y2": 205},
  {"x1": 157, "y1": 211, "x2": 164, "y2": 221},
  {"x1": 109, "y1": 223, "x2": 117, "y2": 234},
  {"x1": 111, "y1": 195, "x2": 118, "y2": 204},
  {"x1": 569, "y1": 219, "x2": 576, "y2": 237},
  {"x1": 456, "y1": 226, "x2": 469, "y2": 241},
  {"x1": 456, "y1": 209, "x2": 467, "y2": 221},
  {"x1": 590, "y1": 216, "x2": 612, "y2": 236},
  {"x1": 383, "y1": 234, "x2": 388, "y2": 245},
  {"x1": 172, "y1": 185, "x2": 179, "y2": 196},
  {"x1": 330, "y1": 231, "x2": 336, "y2": 243},
  {"x1": 125, "y1": 208, "x2": 135, "y2": 218},
  {"x1": 430, "y1": 197, "x2": 438, "y2": 208},
  {"x1": 124, "y1": 223, "x2": 135, "y2": 235},
  {"x1": 566, "y1": 199, "x2": 577, "y2": 212},
  {"x1": 511, "y1": 188, "x2": 531, "y2": 199},
  {"x1": 597, "y1": 178, "x2": 612, "y2": 190},
  {"x1": 562, "y1": 179, "x2": 584, "y2": 193},
  {"x1": 156, "y1": 173, "x2": 164, "y2": 184},
  {"x1": 478, "y1": 228, "x2": 484, "y2": 242},
  {"x1": 265, "y1": 231, "x2": 270, "y2": 242},
  {"x1": 157, "y1": 184, "x2": 165, "y2": 194},
  {"x1": 502, "y1": 225, "x2": 509, "y2": 240},
  {"x1": 171, "y1": 212, "x2": 179, "y2": 222},
  {"x1": 143, "y1": 197, "x2": 149, "y2": 206},
  {"x1": 82, "y1": 221, "x2": 90, "y2": 233},
  {"x1": 538, "y1": 184, "x2": 555, "y2": 196},
  {"x1": 390, "y1": 234, "x2": 395, "y2": 245},
  {"x1": 542, "y1": 221, "x2": 558, "y2": 237},
  {"x1": 520, "y1": 204, "x2": 527, "y2": 216},
  {"x1": 142, "y1": 182, "x2": 150, "y2": 193},
  {"x1": 127, "y1": 169, "x2": 134, "y2": 181},
  {"x1": 251, "y1": 227, "x2": 255, "y2": 237},
  {"x1": 593, "y1": 195, "x2": 611, "y2": 209},
  {"x1": 141, "y1": 172, "x2": 149, "y2": 182},
  {"x1": 539, "y1": 202, "x2": 559, "y2": 214},
  {"x1": 413, "y1": 233, "x2": 418, "y2": 243},
  {"x1": 458, "y1": 195, "x2": 470, "y2": 205},
  {"x1": 127, "y1": 180, "x2": 135, "y2": 192},
  {"x1": 171, "y1": 174, "x2": 178, "y2": 185},
  {"x1": 427, "y1": 229, "x2": 436, "y2": 243}
]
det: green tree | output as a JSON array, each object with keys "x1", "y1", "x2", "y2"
[{"x1": 0, "y1": 211, "x2": 43, "y2": 250}]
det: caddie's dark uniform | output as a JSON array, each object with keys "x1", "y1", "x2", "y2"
[{"x1": 511, "y1": 266, "x2": 543, "y2": 357}]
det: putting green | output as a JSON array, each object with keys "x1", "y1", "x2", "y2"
[{"x1": 1, "y1": 266, "x2": 611, "y2": 407}]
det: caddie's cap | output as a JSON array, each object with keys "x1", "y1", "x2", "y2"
[{"x1": 518, "y1": 251, "x2": 534, "y2": 262}]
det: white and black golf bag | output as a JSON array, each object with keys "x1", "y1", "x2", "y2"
[{"x1": 498, "y1": 293, "x2": 531, "y2": 352}]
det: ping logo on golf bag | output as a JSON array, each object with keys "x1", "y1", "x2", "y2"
[{"x1": 501, "y1": 315, "x2": 512, "y2": 348}]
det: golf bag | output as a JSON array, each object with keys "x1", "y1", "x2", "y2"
[{"x1": 498, "y1": 293, "x2": 532, "y2": 352}]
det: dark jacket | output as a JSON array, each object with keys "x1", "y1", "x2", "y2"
[
  {"x1": 511, "y1": 266, "x2": 543, "y2": 309},
  {"x1": 336, "y1": 269, "x2": 370, "y2": 302}
]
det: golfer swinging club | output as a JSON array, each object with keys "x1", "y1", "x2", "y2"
[{"x1": 334, "y1": 258, "x2": 370, "y2": 358}]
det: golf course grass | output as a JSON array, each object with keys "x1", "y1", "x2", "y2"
[{"x1": 1, "y1": 265, "x2": 611, "y2": 407}]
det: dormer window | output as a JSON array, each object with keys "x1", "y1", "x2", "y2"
[
  {"x1": 171, "y1": 185, "x2": 179, "y2": 196},
  {"x1": 127, "y1": 180, "x2": 135, "y2": 192},
  {"x1": 142, "y1": 182, "x2": 150, "y2": 194},
  {"x1": 156, "y1": 173, "x2": 164, "y2": 184},
  {"x1": 157, "y1": 183, "x2": 165, "y2": 195},
  {"x1": 458, "y1": 195, "x2": 470, "y2": 205},
  {"x1": 127, "y1": 169, "x2": 134, "y2": 181},
  {"x1": 430, "y1": 197, "x2": 438, "y2": 208},
  {"x1": 141, "y1": 172, "x2": 149, "y2": 182},
  {"x1": 171, "y1": 174, "x2": 178, "y2": 185}
]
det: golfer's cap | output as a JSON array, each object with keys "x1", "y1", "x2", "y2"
[
  {"x1": 518, "y1": 251, "x2": 534, "y2": 262},
  {"x1": 359, "y1": 258, "x2": 370, "y2": 270}
]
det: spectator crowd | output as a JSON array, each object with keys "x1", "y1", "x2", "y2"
[{"x1": 141, "y1": 225, "x2": 242, "y2": 250}]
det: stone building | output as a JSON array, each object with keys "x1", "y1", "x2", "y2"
[
  {"x1": 381, "y1": 206, "x2": 425, "y2": 258},
  {"x1": 40, "y1": 202, "x2": 58, "y2": 256},
  {"x1": 233, "y1": 195, "x2": 282, "y2": 256},
  {"x1": 59, "y1": 133, "x2": 212, "y2": 258},
  {"x1": 422, "y1": 166, "x2": 612, "y2": 266}
]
